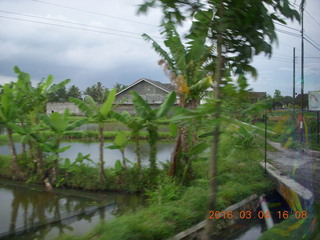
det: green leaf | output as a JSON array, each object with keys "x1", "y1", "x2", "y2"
[
  {"x1": 114, "y1": 159, "x2": 122, "y2": 172},
  {"x1": 100, "y1": 88, "x2": 116, "y2": 116},
  {"x1": 114, "y1": 132, "x2": 128, "y2": 147},
  {"x1": 56, "y1": 145, "x2": 71, "y2": 153},
  {"x1": 156, "y1": 91, "x2": 176, "y2": 118},
  {"x1": 131, "y1": 91, "x2": 152, "y2": 118},
  {"x1": 64, "y1": 158, "x2": 71, "y2": 167},
  {"x1": 107, "y1": 145, "x2": 120, "y2": 150},
  {"x1": 168, "y1": 123, "x2": 178, "y2": 137},
  {"x1": 69, "y1": 97, "x2": 94, "y2": 117},
  {"x1": 66, "y1": 118, "x2": 89, "y2": 131},
  {"x1": 199, "y1": 132, "x2": 215, "y2": 138},
  {"x1": 188, "y1": 142, "x2": 209, "y2": 156},
  {"x1": 47, "y1": 78, "x2": 71, "y2": 94}
]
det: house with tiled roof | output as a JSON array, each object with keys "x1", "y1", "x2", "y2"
[{"x1": 114, "y1": 78, "x2": 176, "y2": 114}]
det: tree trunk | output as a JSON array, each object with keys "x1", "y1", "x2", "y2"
[
  {"x1": 7, "y1": 128, "x2": 24, "y2": 180},
  {"x1": 135, "y1": 131, "x2": 141, "y2": 168},
  {"x1": 36, "y1": 145, "x2": 44, "y2": 177},
  {"x1": 168, "y1": 132, "x2": 181, "y2": 176},
  {"x1": 205, "y1": 3, "x2": 224, "y2": 238},
  {"x1": 148, "y1": 125, "x2": 158, "y2": 171},
  {"x1": 51, "y1": 139, "x2": 60, "y2": 185},
  {"x1": 99, "y1": 124, "x2": 106, "y2": 184},
  {"x1": 20, "y1": 121, "x2": 26, "y2": 156},
  {"x1": 168, "y1": 98, "x2": 199, "y2": 179},
  {"x1": 121, "y1": 150, "x2": 127, "y2": 169}
]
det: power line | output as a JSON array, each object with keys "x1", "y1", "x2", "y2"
[
  {"x1": 304, "y1": 37, "x2": 320, "y2": 52},
  {"x1": 31, "y1": 0, "x2": 157, "y2": 27},
  {"x1": 0, "y1": 15, "x2": 144, "y2": 40},
  {"x1": 0, "y1": 10, "x2": 161, "y2": 39},
  {"x1": 275, "y1": 29, "x2": 300, "y2": 38},
  {"x1": 274, "y1": 22, "x2": 300, "y2": 32},
  {"x1": 304, "y1": 33, "x2": 320, "y2": 48},
  {"x1": 305, "y1": 10, "x2": 320, "y2": 27},
  {"x1": 255, "y1": 56, "x2": 292, "y2": 63}
]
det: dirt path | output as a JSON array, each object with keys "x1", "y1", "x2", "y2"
[{"x1": 267, "y1": 141, "x2": 320, "y2": 202}]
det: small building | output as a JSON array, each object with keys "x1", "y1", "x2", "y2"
[
  {"x1": 246, "y1": 92, "x2": 267, "y2": 103},
  {"x1": 114, "y1": 78, "x2": 175, "y2": 114},
  {"x1": 46, "y1": 102, "x2": 84, "y2": 115},
  {"x1": 46, "y1": 78, "x2": 176, "y2": 115}
]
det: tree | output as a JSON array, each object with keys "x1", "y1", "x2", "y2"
[
  {"x1": 48, "y1": 86, "x2": 68, "y2": 102},
  {"x1": 67, "y1": 85, "x2": 82, "y2": 99},
  {"x1": 84, "y1": 82, "x2": 108, "y2": 104},
  {"x1": 139, "y1": 0, "x2": 299, "y2": 238},
  {"x1": 70, "y1": 89, "x2": 117, "y2": 184},
  {"x1": 0, "y1": 84, "x2": 24, "y2": 179},
  {"x1": 12, "y1": 66, "x2": 70, "y2": 177},
  {"x1": 130, "y1": 90, "x2": 176, "y2": 173},
  {"x1": 111, "y1": 111, "x2": 145, "y2": 168},
  {"x1": 113, "y1": 83, "x2": 127, "y2": 93},
  {"x1": 142, "y1": 18, "x2": 214, "y2": 180},
  {"x1": 40, "y1": 109, "x2": 88, "y2": 187}
]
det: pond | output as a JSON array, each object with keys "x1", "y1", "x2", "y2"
[
  {"x1": 0, "y1": 141, "x2": 174, "y2": 168},
  {"x1": 0, "y1": 179, "x2": 142, "y2": 240}
]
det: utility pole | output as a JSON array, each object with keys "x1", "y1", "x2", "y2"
[
  {"x1": 293, "y1": 47, "x2": 296, "y2": 113},
  {"x1": 300, "y1": 0, "x2": 305, "y2": 144}
]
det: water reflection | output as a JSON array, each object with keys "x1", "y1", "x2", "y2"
[
  {"x1": 0, "y1": 180, "x2": 142, "y2": 240},
  {"x1": 0, "y1": 141, "x2": 173, "y2": 168}
]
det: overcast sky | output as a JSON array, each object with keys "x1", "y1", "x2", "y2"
[{"x1": 0, "y1": 0, "x2": 319, "y2": 97}]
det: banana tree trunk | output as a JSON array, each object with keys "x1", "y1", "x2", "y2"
[
  {"x1": 36, "y1": 145, "x2": 44, "y2": 176},
  {"x1": 134, "y1": 131, "x2": 141, "y2": 168},
  {"x1": 7, "y1": 128, "x2": 24, "y2": 179},
  {"x1": 148, "y1": 125, "x2": 158, "y2": 171},
  {"x1": 121, "y1": 149, "x2": 127, "y2": 169},
  {"x1": 168, "y1": 131, "x2": 181, "y2": 177},
  {"x1": 98, "y1": 124, "x2": 106, "y2": 184},
  {"x1": 168, "y1": 98, "x2": 199, "y2": 179},
  {"x1": 51, "y1": 139, "x2": 60, "y2": 184}
]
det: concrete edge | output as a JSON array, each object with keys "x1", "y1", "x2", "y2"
[{"x1": 260, "y1": 161, "x2": 314, "y2": 209}]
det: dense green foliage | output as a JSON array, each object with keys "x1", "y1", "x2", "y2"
[{"x1": 54, "y1": 127, "x2": 272, "y2": 239}]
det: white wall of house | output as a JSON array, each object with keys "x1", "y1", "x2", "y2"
[{"x1": 46, "y1": 102, "x2": 84, "y2": 115}]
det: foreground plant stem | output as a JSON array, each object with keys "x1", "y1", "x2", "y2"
[{"x1": 205, "y1": 1, "x2": 224, "y2": 238}]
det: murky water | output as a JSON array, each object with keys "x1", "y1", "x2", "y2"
[
  {"x1": 0, "y1": 179, "x2": 142, "y2": 240},
  {"x1": 0, "y1": 141, "x2": 174, "y2": 168}
]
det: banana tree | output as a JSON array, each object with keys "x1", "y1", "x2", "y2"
[
  {"x1": 40, "y1": 109, "x2": 88, "y2": 187},
  {"x1": 13, "y1": 66, "x2": 70, "y2": 174},
  {"x1": 70, "y1": 88, "x2": 117, "y2": 184},
  {"x1": 107, "y1": 132, "x2": 129, "y2": 169},
  {"x1": 130, "y1": 90, "x2": 176, "y2": 172},
  {"x1": 142, "y1": 20, "x2": 214, "y2": 178},
  {"x1": 0, "y1": 84, "x2": 24, "y2": 179},
  {"x1": 111, "y1": 111, "x2": 145, "y2": 168}
]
